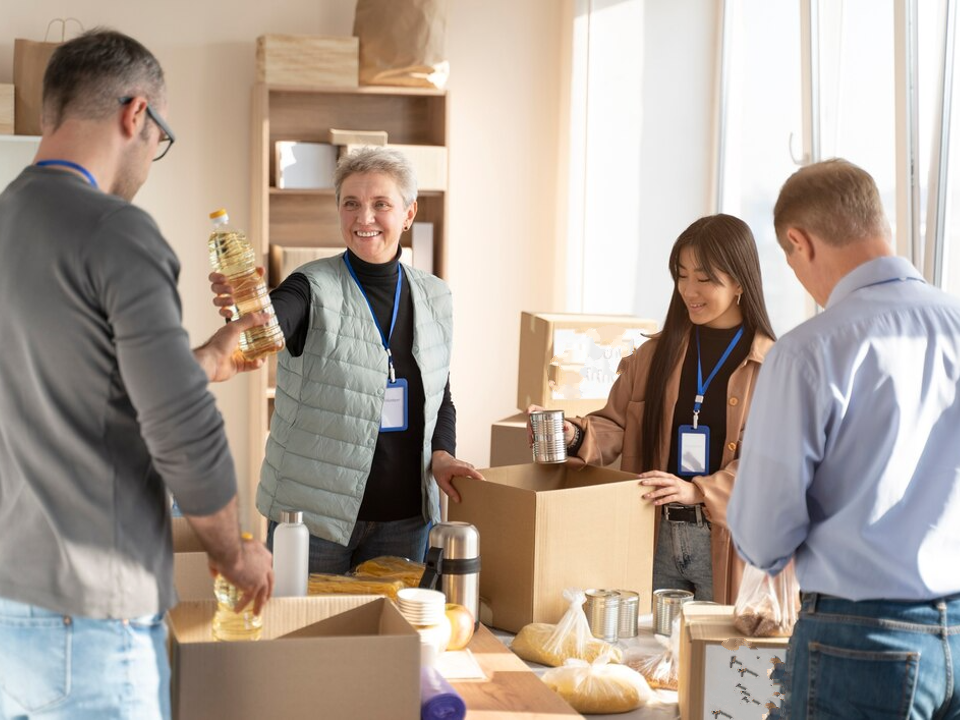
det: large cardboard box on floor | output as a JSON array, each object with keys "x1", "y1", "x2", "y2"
[
  {"x1": 678, "y1": 603, "x2": 790, "y2": 720},
  {"x1": 448, "y1": 463, "x2": 654, "y2": 633},
  {"x1": 517, "y1": 312, "x2": 658, "y2": 417},
  {"x1": 168, "y1": 595, "x2": 420, "y2": 720}
]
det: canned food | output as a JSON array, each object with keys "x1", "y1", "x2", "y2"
[
  {"x1": 616, "y1": 590, "x2": 640, "y2": 638},
  {"x1": 529, "y1": 410, "x2": 566, "y2": 464},
  {"x1": 584, "y1": 589, "x2": 621, "y2": 643},
  {"x1": 653, "y1": 588, "x2": 693, "y2": 636}
]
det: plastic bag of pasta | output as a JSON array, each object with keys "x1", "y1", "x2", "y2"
[
  {"x1": 352, "y1": 556, "x2": 426, "y2": 588},
  {"x1": 625, "y1": 616, "x2": 680, "y2": 690},
  {"x1": 307, "y1": 573, "x2": 405, "y2": 600},
  {"x1": 542, "y1": 650, "x2": 656, "y2": 714},
  {"x1": 510, "y1": 588, "x2": 622, "y2": 667},
  {"x1": 733, "y1": 561, "x2": 800, "y2": 637}
]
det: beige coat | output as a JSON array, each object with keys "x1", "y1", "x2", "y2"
[{"x1": 567, "y1": 331, "x2": 774, "y2": 604}]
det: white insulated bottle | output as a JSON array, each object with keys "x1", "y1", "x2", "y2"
[{"x1": 273, "y1": 510, "x2": 309, "y2": 597}]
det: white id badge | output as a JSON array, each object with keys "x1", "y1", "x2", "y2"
[
  {"x1": 380, "y1": 378, "x2": 409, "y2": 432},
  {"x1": 677, "y1": 424, "x2": 709, "y2": 476}
]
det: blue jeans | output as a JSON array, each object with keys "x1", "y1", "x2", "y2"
[
  {"x1": 0, "y1": 597, "x2": 170, "y2": 720},
  {"x1": 652, "y1": 512, "x2": 714, "y2": 600},
  {"x1": 783, "y1": 592, "x2": 960, "y2": 719},
  {"x1": 267, "y1": 514, "x2": 430, "y2": 575}
]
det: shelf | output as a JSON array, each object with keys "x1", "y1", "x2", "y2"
[{"x1": 263, "y1": 83, "x2": 446, "y2": 97}]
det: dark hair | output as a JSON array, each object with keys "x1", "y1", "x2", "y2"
[
  {"x1": 773, "y1": 158, "x2": 890, "y2": 249},
  {"x1": 42, "y1": 28, "x2": 165, "y2": 131},
  {"x1": 640, "y1": 214, "x2": 776, "y2": 470}
]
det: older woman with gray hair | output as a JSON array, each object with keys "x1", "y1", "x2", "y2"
[{"x1": 210, "y1": 146, "x2": 483, "y2": 573}]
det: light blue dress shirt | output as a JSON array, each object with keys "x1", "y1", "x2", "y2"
[{"x1": 728, "y1": 255, "x2": 960, "y2": 600}]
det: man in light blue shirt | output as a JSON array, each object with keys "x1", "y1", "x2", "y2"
[{"x1": 728, "y1": 159, "x2": 960, "y2": 719}]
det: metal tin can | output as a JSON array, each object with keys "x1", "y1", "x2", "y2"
[
  {"x1": 653, "y1": 588, "x2": 694, "y2": 636},
  {"x1": 584, "y1": 589, "x2": 621, "y2": 643},
  {"x1": 616, "y1": 590, "x2": 640, "y2": 638},
  {"x1": 529, "y1": 410, "x2": 566, "y2": 464}
]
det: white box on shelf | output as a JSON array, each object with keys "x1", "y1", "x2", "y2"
[
  {"x1": 327, "y1": 128, "x2": 387, "y2": 146},
  {"x1": 411, "y1": 222, "x2": 434, "y2": 275},
  {"x1": 274, "y1": 141, "x2": 338, "y2": 189}
]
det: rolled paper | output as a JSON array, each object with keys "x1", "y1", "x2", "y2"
[{"x1": 421, "y1": 666, "x2": 466, "y2": 720}]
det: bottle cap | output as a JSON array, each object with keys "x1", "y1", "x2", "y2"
[
  {"x1": 280, "y1": 510, "x2": 303, "y2": 524},
  {"x1": 209, "y1": 208, "x2": 229, "y2": 224}
]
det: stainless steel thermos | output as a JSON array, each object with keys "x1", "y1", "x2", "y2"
[{"x1": 419, "y1": 522, "x2": 481, "y2": 628}]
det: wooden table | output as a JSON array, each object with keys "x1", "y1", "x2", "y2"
[{"x1": 449, "y1": 625, "x2": 583, "y2": 719}]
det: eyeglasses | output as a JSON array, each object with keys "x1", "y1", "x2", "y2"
[{"x1": 119, "y1": 96, "x2": 176, "y2": 161}]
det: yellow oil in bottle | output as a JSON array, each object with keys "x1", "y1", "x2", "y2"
[
  {"x1": 208, "y1": 209, "x2": 285, "y2": 361},
  {"x1": 211, "y1": 574, "x2": 263, "y2": 642}
]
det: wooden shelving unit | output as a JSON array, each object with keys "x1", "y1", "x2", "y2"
[{"x1": 246, "y1": 83, "x2": 449, "y2": 537}]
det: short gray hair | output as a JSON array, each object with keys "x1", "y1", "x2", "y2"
[
  {"x1": 42, "y1": 28, "x2": 165, "y2": 131},
  {"x1": 334, "y1": 146, "x2": 418, "y2": 208}
]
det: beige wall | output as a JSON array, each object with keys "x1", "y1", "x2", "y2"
[{"x1": 0, "y1": 1, "x2": 564, "y2": 521}]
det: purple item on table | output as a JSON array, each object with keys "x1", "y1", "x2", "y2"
[{"x1": 421, "y1": 666, "x2": 466, "y2": 720}]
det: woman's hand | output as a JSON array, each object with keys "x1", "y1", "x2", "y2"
[
  {"x1": 209, "y1": 267, "x2": 265, "y2": 320},
  {"x1": 431, "y1": 451, "x2": 484, "y2": 503},
  {"x1": 525, "y1": 404, "x2": 576, "y2": 447},
  {"x1": 638, "y1": 470, "x2": 704, "y2": 506}
]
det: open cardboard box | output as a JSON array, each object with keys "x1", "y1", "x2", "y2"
[
  {"x1": 448, "y1": 463, "x2": 654, "y2": 633},
  {"x1": 678, "y1": 603, "x2": 790, "y2": 720},
  {"x1": 168, "y1": 595, "x2": 420, "y2": 720}
]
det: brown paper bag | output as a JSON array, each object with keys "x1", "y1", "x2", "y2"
[
  {"x1": 13, "y1": 19, "x2": 84, "y2": 136},
  {"x1": 353, "y1": 0, "x2": 449, "y2": 89}
]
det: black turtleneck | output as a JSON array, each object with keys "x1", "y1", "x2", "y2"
[
  {"x1": 269, "y1": 249, "x2": 457, "y2": 521},
  {"x1": 667, "y1": 324, "x2": 753, "y2": 478}
]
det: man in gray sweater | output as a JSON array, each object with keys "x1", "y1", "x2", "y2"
[{"x1": 0, "y1": 29, "x2": 273, "y2": 719}]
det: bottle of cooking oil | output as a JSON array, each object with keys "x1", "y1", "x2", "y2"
[
  {"x1": 211, "y1": 532, "x2": 264, "y2": 642},
  {"x1": 208, "y1": 208, "x2": 285, "y2": 361}
]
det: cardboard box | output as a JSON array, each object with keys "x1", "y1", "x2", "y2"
[
  {"x1": 171, "y1": 517, "x2": 204, "y2": 553},
  {"x1": 169, "y1": 595, "x2": 420, "y2": 720},
  {"x1": 0, "y1": 84, "x2": 13, "y2": 134},
  {"x1": 327, "y1": 127, "x2": 388, "y2": 146},
  {"x1": 274, "y1": 141, "x2": 338, "y2": 189},
  {"x1": 678, "y1": 604, "x2": 790, "y2": 720},
  {"x1": 256, "y1": 34, "x2": 359, "y2": 88},
  {"x1": 343, "y1": 143, "x2": 447, "y2": 191},
  {"x1": 448, "y1": 463, "x2": 654, "y2": 633},
  {"x1": 174, "y1": 551, "x2": 215, "y2": 601},
  {"x1": 270, "y1": 245, "x2": 413, "y2": 285},
  {"x1": 517, "y1": 312, "x2": 659, "y2": 416},
  {"x1": 490, "y1": 413, "x2": 621, "y2": 469}
]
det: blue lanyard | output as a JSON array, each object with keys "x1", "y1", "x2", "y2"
[
  {"x1": 36, "y1": 160, "x2": 99, "y2": 189},
  {"x1": 343, "y1": 252, "x2": 402, "y2": 383},
  {"x1": 693, "y1": 325, "x2": 744, "y2": 428}
]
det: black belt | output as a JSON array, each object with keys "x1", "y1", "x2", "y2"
[{"x1": 662, "y1": 504, "x2": 707, "y2": 525}]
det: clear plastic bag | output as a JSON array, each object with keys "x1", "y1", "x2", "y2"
[
  {"x1": 510, "y1": 589, "x2": 622, "y2": 667},
  {"x1": 542, "y1": 650, "x2": 656, "y2": 714},
  {"x1": 733, "y1": 561, "x2": 800, "y2": 637},
  {"x1": 352, "y1": 555, "x2": 425, "y2": 588},
  {"x1": 625, "y1": 616, "x2": 680, "y2": 691}
]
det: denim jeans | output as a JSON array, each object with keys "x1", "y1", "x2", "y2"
[
  {"x1": 267, "y1": 514, "x2": 430, "y2": 575},
  {"x1": 783, "y1": 592, "x2": 960, "y2": 719},
  {"x1": 0, "y1": 597, "x2": 170, "y2": 720},
  {"x1": 652, "y1": 512, "x2": 714, "y2": 600}
]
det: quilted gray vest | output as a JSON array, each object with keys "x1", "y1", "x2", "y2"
[{"x1": 256, "y1": 256, "x2": 453, "y2": 545}]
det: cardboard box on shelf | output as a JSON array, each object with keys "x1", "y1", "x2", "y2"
[
  {"x1": 327, "y1": 127, "x2": 388, "y2": 146},
  {"x1": 270, "y1": 245, "x2": 413, "y2": 286},
  {"x1": 274, "y1": 141, "x2": 338, "y2": 189},
  {"x1": 517, "y1": 311, "x2": 658, "y2": 417},
  {"x1": 342, "y1": 143, "x2": 447, "y2": 192},
  {"x1": 256, "y1": 34, "x2": 359, "y2": 88},
  {"x1": 678, "y1": 603, "x2": 790, "y2": 720},
  {"x1": 448, "y1": 463, "x2": 654, "y2": 633},
  {"x1": 168, "y1": 595, "x2": 420, "y2": 720},
  {"x1": 0, "y1": 84, "x2": 14, "y2": 134}
]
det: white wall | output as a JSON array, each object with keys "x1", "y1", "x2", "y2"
[{"x1": 0, "y1": 1, "x2": 565, "y2": 514}]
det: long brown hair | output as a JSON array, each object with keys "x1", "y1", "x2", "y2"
[{"x1": 640, "y1": 214, "x2": 776, "y2": 471}]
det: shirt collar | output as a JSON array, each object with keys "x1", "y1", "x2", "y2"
[{"x1": 826, "y1": 256, "x2": 926, "y2": 309}]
